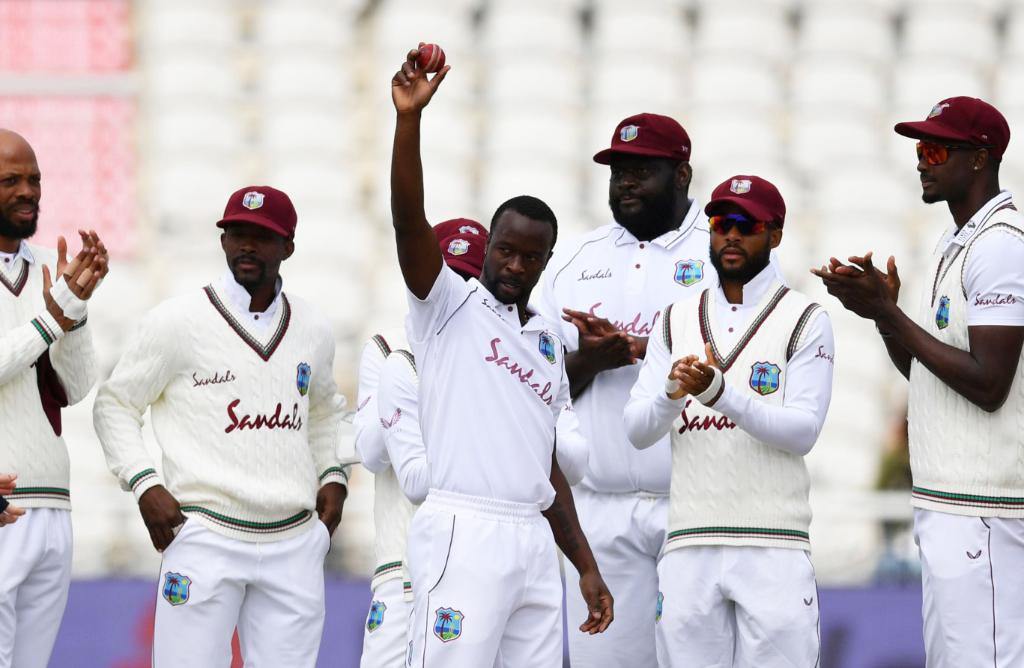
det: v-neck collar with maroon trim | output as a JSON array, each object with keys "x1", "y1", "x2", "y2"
[
  {"x1": 203, "y1": 284, "x2": 291, "y2": 362},
  {"x1": 698, "y1": 281, "x2": 790, "y2": 372},
  {"x1": 0, "y1": 242, "x2": 33, "y2": 296}
]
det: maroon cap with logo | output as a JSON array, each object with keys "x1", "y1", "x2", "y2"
[
  {"x1": 894, "y1": 96, "x2": 1010, "y2": 160},
  {"x1": 433, "y1": 218, "x2": 487, "y2": 278},
  {"x1": 217, "y1": 185, "x2": 298, "y2": 239},
  {"x1": 593, "y1": 113, "x2": 692, "y2": 165},
  {"x1": 705, "y1": 175, "x2": 786, "y2": 226}
]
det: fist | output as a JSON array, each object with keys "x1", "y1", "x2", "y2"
[{"x1": 417, "y1": 43, "x2": 445, "y2": 72}]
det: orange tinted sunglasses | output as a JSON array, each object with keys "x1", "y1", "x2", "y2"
[{"x1": 915, "y1": 141, "x2": 985, "y2": 166}]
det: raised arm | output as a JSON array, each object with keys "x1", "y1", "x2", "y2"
[{"x1": 391, "y1": 46, "x2": 450, "y2": 299}]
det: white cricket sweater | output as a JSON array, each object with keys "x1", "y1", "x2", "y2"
[
  {"x1": 0, "y1": 242, "x2": 96, "y2": 509},
  {"x1": 94, "y1": 277, "x2": 347, "y2": 542},
  {"x1": 664, "y1": 283, "x2": 822, "y2": 552},
  {"x1": 353, "y1": 333, "x2": 417, "y2": 591},
  {"x1": 908, "y1": 197, "x2": 1024, "y2": 518}
]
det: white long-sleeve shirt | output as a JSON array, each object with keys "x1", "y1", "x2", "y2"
[
  {"x1": 94, "y1": 273, "x2": 346, "y2": 542},
  {"x1": 1, "y1": 242, "x2": 96, "y2": 509},
  {"x1": 625, "y1": 265, "x2": 834, "y2": 455}
]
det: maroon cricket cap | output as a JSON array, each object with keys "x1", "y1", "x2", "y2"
[
  {"x1": 593, "y1": 113, "x2": 692, "y2": 165},
  {"x1": 894, "y1": 97, "x2": 1010, "y2": 160},
  {"x1": 216, "y1": 186, "x2": 297, "y2": 239},
  {"x1": 433, "y1": 218, "x2": 486, "y2": 278},
  {"x1": 705, "y1": 175, "x2": 786, "y2": 227}
]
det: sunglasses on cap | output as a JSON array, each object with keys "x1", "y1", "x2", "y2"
[
  {"x1": 708, "y1": 213, "x2": 769, "y2": 236},
  {"x1": 915, "y1": 141, "x2": 989, "y2": 166}
]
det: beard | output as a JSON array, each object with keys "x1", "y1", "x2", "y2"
[
  {"x1": 710, "y1": 241, "x2": 772, "y2": 284},
  {"x1": 609, "y1": 187, "x2": 677, "y2": 240},
  {"x1": 0, "y1": 205, "x2": 38, "y2": 241},
  {"x1": 229, "y1": 255, "x2": 266, "y2": 287}
]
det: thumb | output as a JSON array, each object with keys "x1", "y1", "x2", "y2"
[
  {"x1": 887, "y1": 255, "x2": 899, "y2": 279},
  {"x1": 704, "y1": 341, "x2": 718, "y2": 369},
  {"x1": 42, "y1": 264, "x2": 52, "y2": 291},
  {"x1": 56, "y1": 236, "x2": 67, "y2": 269}
]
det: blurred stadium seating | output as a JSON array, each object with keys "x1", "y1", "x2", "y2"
[{"x1": 4, "y1": 0, "x2": 1014, "y2": 602}]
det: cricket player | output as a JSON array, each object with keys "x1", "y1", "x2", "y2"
[
  {"x1": 390, "y1": 46, "x2": 612, "y2": 666},
  {"x1": 0, "y1": 129, "x2": 107, "y2": 668},
  {"x1": 625, "y1": 175, "x2": 834, "y2": 667},
  {"x1": 94, "y1": 185, "x2": 347, "y2": 667},
  {"x1": 814, "y1": 96, "x2": 1024, "y2": 667},
  {"x1": 353, "y1": 217, "x2": 490, "y2": 668}
]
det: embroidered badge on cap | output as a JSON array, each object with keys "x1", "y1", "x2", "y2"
[
  {"x1": 448, "y1": 239, "x2": 470, "y2": 256},
  {"x1": 241, "y1": 191, "x2": 265, "y2": 210},
  {"x1": 936, "y1": 295, "x2": 950, "y2": 329},
  {"x1": 366, "y1": 600, "x2": 386, "y2": 633},
  {"x1": 730, "y1": 179, "x2": 752, "y2": 194},
  {"x1": 928, "y1": 102, "x2": 951, "y2": 119},
  {"x1": 162, "y1": 572, "x2": 192, "y2": 606},
  {"x1": 459, "y1": 225, "x2": 480, "y2": 235},
  {"x1": 620, "y1": 125, "x2": 639, "y2": 142},
  {"x1": 674, "y1": 259, "x2": 704, "y2": 286},
  {"x1": 434, "y1": 607, "x2": 464, "y2": 642},
  {"x1": 539, "y1": 331, "x2": 557, "y2": 364},
  {"x1": 296, "y1": 362, "x2": 311, "y2": 396},
  {"x1": 749, "y1": 361, "x2": 781, "y2": 396}
]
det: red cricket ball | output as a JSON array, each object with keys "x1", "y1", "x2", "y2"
[{"x1": 417, "y1": 43, "x2": 446, "y2": 73}]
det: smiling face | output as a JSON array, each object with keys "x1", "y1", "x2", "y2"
[
  {"x1": 0, "y1": 131, "x2": 41, "y2": 248},
  {"x1": 708, "y1": 203, "x2": 781, "y2": 284},
  {"x1": 481, "y1": 210, "x2": 554, "y2": 306},
  {"x1": 608, "y1": 155, "x2": 690, "y2": 240},
  {"x1": 220, "y1": 223, "x2": 294, "y2": 291}
]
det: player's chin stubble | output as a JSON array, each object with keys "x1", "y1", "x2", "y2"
[{"x1": 0, "y1": 209, "x2": 38, "y2": 240}]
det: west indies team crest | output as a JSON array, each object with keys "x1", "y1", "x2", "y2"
[
  {"x1": 749, "y1": 361, "x2": 781, "y2": 396},
  {"x1": 674, "y1": 259, "x2": 704, "y2": 286},
  {"x1": 162, "y1": 572, "x2": 192, "y2": 606},
  {"x1": 241, "y1": 191, "x2": 264, "y2": 210},
  {"x1": 936, "y1": 295, "x2": 950, "y2": 330},
  {"x1": 539, "y1": 331, "x2": 557, "y2": 364},
  {"x1": 366, "y1": 600, "x2": 386, "y2": 633},
  {"x1": 433, "y1": 607, "x2": 464, "y2": 642},
  {"x1": 296, "y1": 362, "x2": 311, "y2": 396}
]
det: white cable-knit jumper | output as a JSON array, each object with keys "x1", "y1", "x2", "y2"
[
  {"x1": 665, "y1": 283, "x2": 822, "y2": 552},
  {"x1": 908, "y1": 203, "x2": 1024, "y2": 518},
  {"x1": 0, "y1": 242, "x2": 96, "y2": 509},
  {"x1": 93, "y1": 280, "x2": 347, "y2": 542}
]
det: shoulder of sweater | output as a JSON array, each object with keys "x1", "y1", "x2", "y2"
[{"x1": 281, "y1": 292, "x2": 333, "y2": 335}]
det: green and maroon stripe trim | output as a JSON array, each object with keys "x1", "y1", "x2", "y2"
[
  {"x1": 0, "y1": 261, "x2": 28, "y2": 296},
  {"x1": 662, "y1": 302, "x2": 674, "y2": 351},
  {"x1": 373, "y1": 561, "x2": 403, "y2": 578},
  {"x1": 69, "y1": 317, "x2": 88, "y2": 332},
  {"x1": 912, "y1": 487, "x2": 1024, "y2": 510},
  {"x1": 699, "y1": 285, "x2": 790, "y2": 372},
  {"x1": 204, "y1": 285, "x2": 291, "y2": 362},
  {"x1": 319, "y1": 466, "x2": 348, "y2": 483},
  {"x1": 30, "y1": 317, "x2": 57, "y2": 345},
  {"x1": 393, "y1": 349, "x2": 417, "y2": 374},
  {"x1": 129, "y1": 468, "x2": 158, "y2": 492},
  {"x1": 786, "y1": 304, "x2": 822, "y2": 361},
  {"x1": 668, "y1": 526, "x2": 809, "y2": 544},
  {"x1": 179, "y1": 505, "x2": 312, "y2": 535},
  {"x1": 8, "y1": 486, "x2": 70, "y2": 501},
  {"x1": 370, "y1": 334, "x2": 391, "y2": 358}
]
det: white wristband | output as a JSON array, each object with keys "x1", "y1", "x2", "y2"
[
  {"x1": 50, "y1": 275, "x2": 88, "y2": 321},
  {"x1": 693, "y1": 367, "x2": 724, "y2": 406},
  {"x1": 664, "y1": 377, "x2": 682, "y2": 397}
]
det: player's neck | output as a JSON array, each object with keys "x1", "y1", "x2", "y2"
[
  {"x1": 948, "y1": 179, "x2": 1001, "y2": 230},
  {"x1": 623, "y1": 198, "x2": 692, "y2": 242},
  {"x1": 244, "y1": 277, "x2": 279, "y2": 313},
  {"x1": 0, "y1": 236, "x2": 19, "y2": 253}
]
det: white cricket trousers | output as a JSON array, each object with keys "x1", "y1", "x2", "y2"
[
  {"x1": 407, "y1": 489, "x2": 562, "y2": 668},
  {"x1": 656, "y1": 546, "x2": 820, "y2": 668},
  {"x1": 0, "y1": 508, "x2": 72, "y2": 668},
  {"x1": 360, "y1": 578, "x2": 412, "y2": 668},
  {"x1": 914, "y1": 508, "x2": 1024, "y2": 668},
  {"x1": 565, "y1": 488, "x2": 667, "y2": 668},
  {"x1": 153, "y1": 518, "x2": 330, "y2": 667}
]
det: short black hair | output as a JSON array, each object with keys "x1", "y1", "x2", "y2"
[{"x1": 490, "y1": 195, "x2": 558, "y2": 249}]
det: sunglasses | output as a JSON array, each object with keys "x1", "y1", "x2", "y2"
[
  {"x1": 915, "y1": 141, "x2": 987, "y2": 166},
  {"x1": 708, "y1": 213, "x2": 769, "y2": 236}
]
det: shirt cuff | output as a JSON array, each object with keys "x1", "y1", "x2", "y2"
[
  {"x1": 693, "y1": 367, "x2": 725, "y2": 406},
  {"x1": 129, "y1": 468, "x2": 164, "y2": 503},
  {"x1": 32, "y1": 310, "x2": 66, "y2": 346},
  {"x1": 319, "y1": 466, "x2": 349, "y2": 489}
]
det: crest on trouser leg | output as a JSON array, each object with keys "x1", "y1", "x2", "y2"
[
  {"x1": 366, "y1": 600, "x2": 386, "y2": 633},
  {"x1": 162, "y1": 572, "x2": 192, "y2": 606},
  {"x1": 433, "y1": 607, "x2": 464, "y2": 642}
]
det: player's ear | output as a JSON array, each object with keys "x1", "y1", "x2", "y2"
[
  {"x1": 675, "y1": 161, "x2": 692, "y2": 190},
  {"x1": 769, "y1": 224, "x2": 783, "y2": 249},
  {"x1": 283, "y1": 239, "x2": 295, "y2": 260}
]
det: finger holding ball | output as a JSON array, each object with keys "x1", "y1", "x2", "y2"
[{"x1": 416, "y1": 43, "x2": 446, "y2": 73}]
